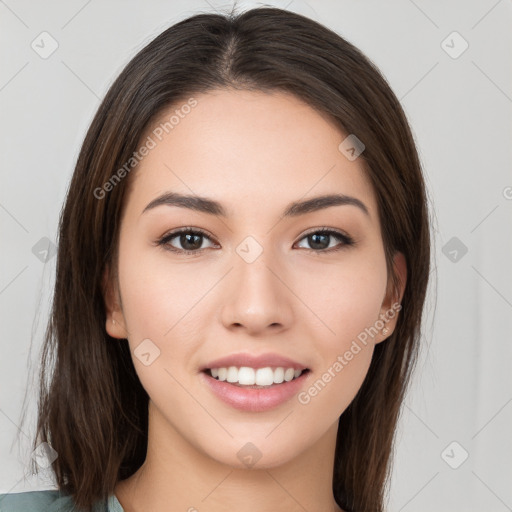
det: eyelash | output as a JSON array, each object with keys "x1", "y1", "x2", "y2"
[{"x1": 156, "y1": 227, "x2": 355, "y2": 256}]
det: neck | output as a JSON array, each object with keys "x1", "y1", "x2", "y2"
[{"x1": 115, "y1": 400, "x2": 344, "y2": 512}]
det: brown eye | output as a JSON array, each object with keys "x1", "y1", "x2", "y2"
[
  {"x1": 157, "y1": 228, "x2": 216, "y2": 255},
  {"x1": 295, "y1": 229, "x2": 354, "y2": 252}
]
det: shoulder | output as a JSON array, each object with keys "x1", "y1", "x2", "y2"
[
  {"x1": 0, "y1": 489, "x2": 120, "y2": 512},
  {"x1": 0, "y1": 489, "x2": 76, "y2": 512}
]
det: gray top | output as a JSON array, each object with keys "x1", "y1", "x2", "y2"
[{"x1": 0, "y1": 490, "x2": 125, "y2": 512}]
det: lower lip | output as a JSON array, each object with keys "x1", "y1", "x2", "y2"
[{"x1": 200, "y1": 371, "x2": 311, "y2": 412}]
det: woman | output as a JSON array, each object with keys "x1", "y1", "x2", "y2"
[{"x1": 0, "y1": 5, "x2": 430, "y2": 512}]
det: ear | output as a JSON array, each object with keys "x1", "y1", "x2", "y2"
[
  {"x1": 102, "y1": 265, "x2": 128, "y2": 339},
  {"x1": 375, "y1": 251, "x2": 407, "y2": 344}
]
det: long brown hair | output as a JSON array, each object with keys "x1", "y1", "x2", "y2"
[{"x1": 23, "y1": 6, "x2": 430, "y2": 511}]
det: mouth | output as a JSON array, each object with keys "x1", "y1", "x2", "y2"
[
  {"x1": 203, "y1": 366, "x2": 311, "y2": 389},
  {"x1": 200, "y1": 366, "x2": 312, "y2": 412}
]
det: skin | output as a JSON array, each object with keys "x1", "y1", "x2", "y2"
[{"x1": 104, "y1": 88, "x2": 407, "y2": 512}]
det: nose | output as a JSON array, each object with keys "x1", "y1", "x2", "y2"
[{"x1": 220, "y1": 247, "x2": 294, "y2": 336}]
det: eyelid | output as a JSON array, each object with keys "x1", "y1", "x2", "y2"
[
  {"x1": 295, "y1": 227, "x2": 355, "y2": 251},
  {"x1": 157, "y1": 227, "x2": 218, "y2": 251},
  {"x1": 157, "y1": 226, "x2": 355, "y2": 254},
  {"x1": 160, "y1": 226, "x2": 215, "y2": 240},
  {"x1": 299, "y1": 226, "x2": 352, "y2": 240}
]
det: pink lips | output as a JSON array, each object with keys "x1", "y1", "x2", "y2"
[
  {"x1": 201, "y1": 352, "x2": 308, "y2": 372},
  {"x1": 199, "y1": 352, "x2": 311, "y2": 412},
  {"x1": 200, "y1": 370, "x2": 311, "y2": 412}
]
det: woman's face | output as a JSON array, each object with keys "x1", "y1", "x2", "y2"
[{"x1": 105, "y1": 88, "x2": 405, "y2": 469}]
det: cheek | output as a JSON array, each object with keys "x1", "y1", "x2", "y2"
[
  {"x1": 117, "y1": 238, "x2": 221, "y2": 393},
  {"x1": 116, "y1": 244, "x2": 208, "y2": 408},
  {"x1": 292, "y1": 251, "x2": 387, "y2": 416},
  {"x1": 118, "y1": 239, "x2": 213, "y2": 338},
  {"x1": 292, "y1": 249, "x2": 388, "y2": 347}
]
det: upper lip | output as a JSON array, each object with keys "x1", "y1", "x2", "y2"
[{"x1": 201, "y1": 352, "x2": 309, "y2": 371}]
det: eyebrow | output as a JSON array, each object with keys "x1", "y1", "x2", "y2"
[{"x1": 142, "y1": 192, "x2": 370, "y2": 218}]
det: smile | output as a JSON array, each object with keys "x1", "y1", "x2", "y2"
[
  {"x1": 201, "y1": 367, "x2": 311, "y2": 412},
  {"x1": 206, "y1": 366, "x2": 306, "y2": 387}
]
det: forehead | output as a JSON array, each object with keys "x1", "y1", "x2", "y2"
[{"x1": 126, "y1": 88, "x2": 378, "y2": 220}]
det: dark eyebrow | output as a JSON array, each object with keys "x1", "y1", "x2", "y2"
[{"x1": 142, "y1": 192, "x2": 369, "y2": 218}]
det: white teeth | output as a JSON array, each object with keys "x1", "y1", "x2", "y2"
[
  {"x1": 273, "y1": 367, "x2": 284, "y2": 383},
  {"x1": 238, "y1": 367, "x2": 255, "y2": 385},
  {"x1": 284, "y1": 368, "x2": 295, "y2": 382},
  {"x1": 226, "y1": 366, "x2": 238, "y2": 383},
  {"x1": 255, "y1": 367, "x2": 274, "y2": 386},
  {"x1": 208, "y1": 366, "x2": 305, "y2": 386}
]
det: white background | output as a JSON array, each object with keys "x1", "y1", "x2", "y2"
[{"x1": 1, "y1": 1, "x2": 511, "y2": 511}]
